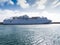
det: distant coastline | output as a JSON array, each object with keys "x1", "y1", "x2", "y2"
[
  {"x1": 0, "y1": 22, "x2": 60, "y2": 25},
  {"x1": 51, "y1": 22, "x2": 60, "y2": 24}
]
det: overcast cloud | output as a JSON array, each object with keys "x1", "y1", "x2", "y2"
[{"x1": 0, "y1": 0, "x2": 60, "y2": 22}]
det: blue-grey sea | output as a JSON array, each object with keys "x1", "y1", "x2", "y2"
[{"x1": 0, "y1": 24, "x2": 60, "y2": 45}]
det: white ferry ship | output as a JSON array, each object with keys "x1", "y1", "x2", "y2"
[{"x1": 3, "y1": 15, "x2": 52, "y2": 25}]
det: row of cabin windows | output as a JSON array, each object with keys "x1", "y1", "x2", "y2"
[{"x1": 12, "y1": 17, "x2": 47, "y2": 19}]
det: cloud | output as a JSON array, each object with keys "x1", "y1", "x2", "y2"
[
  {"x1": 33, "y1": 0, "x2": 47, "y2": 9},
  {"x1": 0, "y1": 9, "x2": 60, "y2": 22},
  {"x1": 0, "y1": 0, "x2": 14, "y2": 6},
  {"x1": 52, "y1": 0, "x2": 59, "y2": 5},
  {"x1": 52, "y1": 0, "x2": 60, "y2": 8},
  {"x1": 53, "y1": 2, "x2": 60, "y2": 8},
  {"x1": 17, "y1": 0, "x2": 30, "y2": 8},
  {"x1": 0, "y1": 9, "x2": 40, "y2": 22},
  {"x1": 8, "y1": 0, "x2": 14, "y2": 5},
  {"x1": 40, "y1": 11, "x2": 60, "y2": 22}
]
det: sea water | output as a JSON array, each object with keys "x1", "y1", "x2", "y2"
[{"x1": 0, "y1": 24, "x2": 60, "y2": 45}]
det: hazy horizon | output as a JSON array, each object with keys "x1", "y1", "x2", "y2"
[{"x1": 0, "y1": 0, "x2": 60, "y2": 22}]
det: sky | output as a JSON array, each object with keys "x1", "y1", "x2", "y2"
[{"x1": 0, "y1": 0, "x2": 60, "y2": 22}]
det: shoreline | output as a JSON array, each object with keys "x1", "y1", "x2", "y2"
[
  {"x1": 0, "y1": 22, "x2": 60, "y2": 25},
  {"x1": 51, "y1": 22, "x2": 60, "y2": 24}
]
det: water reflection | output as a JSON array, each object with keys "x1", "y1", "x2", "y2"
[{"x1": 0, "y1": 24, "x2": 60, "y2": 45}]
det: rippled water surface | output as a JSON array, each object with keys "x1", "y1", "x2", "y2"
[{"x1": 0, "y1": 24, "x2": 60, "y2": 45}]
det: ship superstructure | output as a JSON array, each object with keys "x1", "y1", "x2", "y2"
[{"x1": 3, "y1": 15, "x2": 52, "y2": 25}]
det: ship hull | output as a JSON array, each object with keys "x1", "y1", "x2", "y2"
[
  {"x1": 3, "y1": 20, "x2": 51, "y2": 25},
  {"x1": 3, "y1": 23, "x2": 51, "y2": 25}
]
